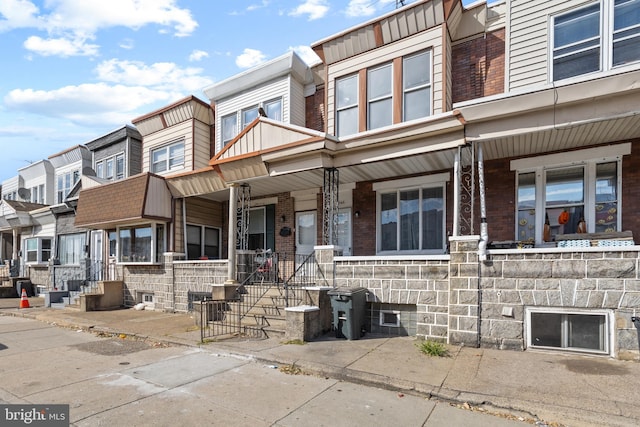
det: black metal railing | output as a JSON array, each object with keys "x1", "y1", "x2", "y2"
[{"x1": 200, "y1": 250, "x2": 326, "y2": 341}]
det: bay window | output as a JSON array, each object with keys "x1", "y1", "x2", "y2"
[
  {"x1": 513, "y1": 144, "x2": 626, "y2": 243},
  {"x1": 118, "y1": 224, "x2": 164, "y2": 263},
  {"x1": 375, "y1": 175, "x2": 446, "y2": 254}
]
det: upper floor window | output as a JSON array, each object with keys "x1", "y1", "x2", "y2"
[
  {"x1": 30, "y1": 184, "x2": 44, "y2": 204},
  {"x1": 221, "y1": 113, "x2": 237, "y2": 146},
  {"x1": 403, "y1": 51, "x2": 432, "y2": 121},
  {"x1": 222, "y1": 97, "x2": 285, "y2": 145},
  {"x1": 336, "y1": 74, "x2": 359, "y2": 137},
  {"x1": 151, "y1": 141, "x2": 184, "y2": 174},
  {"x1": 552, "y1": 0, "x2": 640, "y2": 81},
  {"x1": 96, "y1": 153, "x2": 126, "y2": 181},
  {"x1": 242, "y1": 106, "x2": 260, "y2": 129},
  {"x1": 513, "y1": 145, "x2": 626, "y2": 243},
  {"x1": 368, "y1": 63, "x2": 393, "y2": 130},
  {"x1": 335, "y1": 50, "x2": 432, "y2": 137},
  {"x1": 57, "y1": 170, "x2": 80, "y2": 203}
]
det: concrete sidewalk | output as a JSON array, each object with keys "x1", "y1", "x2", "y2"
[{"x1": 2, "y1": 297, "x2": 640, "y2": 427}]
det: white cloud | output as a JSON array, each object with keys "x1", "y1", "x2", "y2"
[
  {"x1": 0, "y1": 0, "x2": 42, "y2": 31},
  {"x1": 235, "y1": 48, "x2": 267, "y2": 69},
  {"x1": 4, "y1": 83, "x2": 173, "y2": 126},
  {"x1": 23, "y1": 34, "x2": 99, "y2": 57},
  {"x1": 247, "y1": 1, "x2": 270, "y2": 12},
  {"x1": 289, "y1": 45, "x2": 321, "y2": 66},
  {"x1": 289, "y1": 0, "x2": 329, "y2": 21},
  {"x1": 188, "y1": 49, "x2": 209, "y2": 62},
  {"x1": 119, "y1": 38, "x2": 134, "y2": 50},
  {"x1": 95, "y1": 59, "x2": 213, "y2": 93},
  {"x1": 345, "y1": 0, "x2": 396, "y2": 17},
  {"x1": 1, "y1": 0, "x2": 198, "y2": 56}
]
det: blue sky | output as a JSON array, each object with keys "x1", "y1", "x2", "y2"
[{"x1": 0, "y1": 0, "x2": 475, "y2": 183}]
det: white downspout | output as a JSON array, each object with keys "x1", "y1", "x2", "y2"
[
  {"x1": 478, "y1": 143, "x2": 488, "y2": 261},
  {"x1": 453, "y1": 149, "x2": 460, "y2": 237}
]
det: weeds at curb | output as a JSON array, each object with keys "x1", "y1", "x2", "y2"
[{"x1": 416, "y1": 340, "x2": 449, "y2": 357}]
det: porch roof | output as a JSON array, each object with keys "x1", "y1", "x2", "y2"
[
  {"x1": 201, "y1": 112, "x2": 465, "y2": 199},
  {"x1": 75, "y1": 173, "x2": 172, "y2": 229},
  {"x1": 0, "y1": 200, "x2": 49, "y2": 230},
  {"x1": 458, "y1": 69, "x2": 640, "y2": 160}
]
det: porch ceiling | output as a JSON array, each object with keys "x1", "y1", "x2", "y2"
[
  {"x1": 165, "y1": 167, "x2": 227, "y2": 198},
  {"x1": 460, "y1": 69, "x2": 640, "y2": 160}
]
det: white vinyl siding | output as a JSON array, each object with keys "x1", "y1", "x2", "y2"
[
  {"x1": 327, "y1": 28, "x2": 443, "y2": 136},
  {"x1": 215, "y1": 75, "x2": 295, "y2": 154}
]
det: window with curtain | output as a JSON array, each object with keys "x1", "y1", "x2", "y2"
[
  {"x1": 58, "y1": 233, "x2": 86, "y2": 265},
  {"x1": 118, "y1": 225, "x2": 164, "y2": 263}
]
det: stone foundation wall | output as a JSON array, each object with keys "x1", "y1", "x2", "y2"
[
  {"x1": 334, "y1": 256, "x2": 449, "y2": 341},
  {"x1": 481, "y1": 248, "x2": 640, "y2": 357},
  {"x1": 173, "y1": 260, "x2": 227, "y2": 312}
]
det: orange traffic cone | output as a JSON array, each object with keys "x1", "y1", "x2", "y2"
[{"x1": 19, "y1": 288, "x2": 30, "y2": 309}]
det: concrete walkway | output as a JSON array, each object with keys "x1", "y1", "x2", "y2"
[{"x1": 2, "y1": 297, "x2": 640, "y2": 427}]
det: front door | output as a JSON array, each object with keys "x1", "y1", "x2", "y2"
[
  {"x1": 90, "y1": 230, "x2": 103, "y2": 281},
  {"x1": 295, "y1": 211, "x2": 316, "y2": 258}
]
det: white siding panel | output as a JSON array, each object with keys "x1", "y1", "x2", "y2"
[
  {"x1": 290, "y1": 77, "x2": 306, "y2": 127},
  {"x1": 215, "y1": 76, "x2": 290, "y2": 154},
  {"x1": 508, "y1": 0, "x2": 593, "y2": 91}
]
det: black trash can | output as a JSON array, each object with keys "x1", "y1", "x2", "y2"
[
  {"x1": 16, "y1": 280, "x2": 34, "y2": 297},
  {"x1": 328, "y1": 287, "x2": 368, "y2": 340}
]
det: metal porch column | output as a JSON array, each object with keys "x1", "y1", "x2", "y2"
[
  {"x1": 322, "y1": 168, "x2": 339, "y2": 245},
  {"x1": 456, "y1": 144, "x2": 476, "y2": 236}
]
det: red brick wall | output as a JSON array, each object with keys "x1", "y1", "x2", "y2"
[
  {"x1": 452, "y1": 28, "x2": 505, "y2": 104},
  {"x1": 622, "y1": 139, "x2": 640, "y2": 236},
  {"x1": 352, "y1": 182, "x2": 376, "y2": 255},
  {"x1": 275, "y1": 193, "x2": 295, "y2": 257},
  {"x1": 305, "y1": 84, "x2": 326, "y2": 132}
]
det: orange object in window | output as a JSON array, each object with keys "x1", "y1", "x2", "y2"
[{"x1": 558, "y1": 211, "x2": 570, "y2": 225}]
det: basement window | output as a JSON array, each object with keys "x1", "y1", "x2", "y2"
[
  {"x1": 526, "y1": 308, "x2": 611, "y2": 355},
  {"x1": 380, "y1": 310, "x2": 401, "y2": 327}
]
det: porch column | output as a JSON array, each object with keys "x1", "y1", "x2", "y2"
[
  {"x1": 226, "y1": 183, "x2": 238, "y2": 285},
  {"x1": 12, "y1": 228, "x2": 18, "y2": 260}
]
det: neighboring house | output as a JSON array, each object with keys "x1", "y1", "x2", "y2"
[
  {"x1": 71, "y1": 0, "x2": 640, "y2": 359},
  {"x1": 86, "y1": 125, "x2": 143, "y2": 182}
]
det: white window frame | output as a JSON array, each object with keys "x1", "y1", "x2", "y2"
[
  {"x1": 151, "y1": 140, "x2": 185, "y2": 174},
  {"x1": 56, "y1": 170, "x2": 80, "y2": 204},
  {"x1": 373, "y1": 173, "x2": 449, "y2": 255},
  {"x1": 525, "y1": 307, "x2": 614, "y2": 356},
  {"x1": 242, "y1": 105, "x2": 260, "y2": 129},
  {"x1": 380, "y1": 310, "x2": 401, "y2": 327},
  {"x1": 58, "y1": 233, "x2": 86, "y2": 265},
  {"x1": 512, "y1": 144, "x2": 628, "y2": 243},
  {"x1": 367, "y1": 63, "x2": 393, "y2": 130},
  {"x1": 24, "y1": 237, "x2": 52, "y2": 264},
  {"x1": 96, "y1": 161, "x2": 104, "y2": 178},
  {"x1": 221, "y1": 113, "x2": 238, "y2": 146},
  {"x1": 336, "y1": 74, "x2": 359, "y2": 137},
  {"x1": 263, "y1": 97, "x2": 283, "y2": 121},
  {"x1": 117, "y1": 223, "x2": 165, "y2": 264},
  {"x1": 403, "y1": 50, "x2": 432, "y2": 121},
  {"x1": 550, "y1": 0, "x2": 640, "y2": 82}
]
